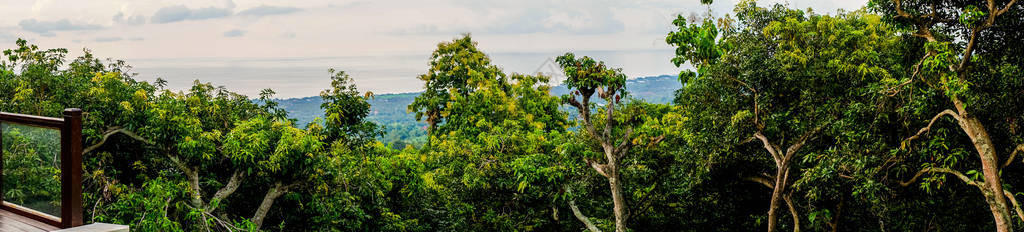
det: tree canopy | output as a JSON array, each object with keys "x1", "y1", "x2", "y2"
[{"x1": 1, "y1": 0, "x2": 1022, "y2": 231}]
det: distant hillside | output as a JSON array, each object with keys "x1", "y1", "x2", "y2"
[{"x1": 277, "y1": 74, "x2": 680, "y2": 147}]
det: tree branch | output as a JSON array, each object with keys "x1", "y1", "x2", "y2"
[
  {"x1": 886, "y1": 52, "x2": 932, "y2": 96},
  {"x1": 783, "y1": 124, "x2": 827, "y2": 163},
  {"x1": 167, "y1": 153, "x2": 205, "y2": 207},
  {"x1": 754, "y1": 131, "x2": 783, "y2": 167},
  {"x1": 745, "y1": 175, "x2": 775, "y2": 189},
  {"x1": 904, "y1": 110, "x2": 964, "y2": 145},
  {"x1": 84, "y1": 127, "x2": 154, "y2": 155},
  {"x1": 1003, "y1": 190, "x2": 1024, "y2": 223},
  {"x1": 207, "y1": 171, "x2": 246, "y2": 213},
  {"x1": 615, "y1": 127, "x2": 634, "y2": 158},
  {"x1": 784, "y1": 194, "x2": 801, "y2": 232},
  {"x1": 603, "y1": 91, "x2": 616, "y2": 142},
  {"x1": 567, "y1": 186, "x2": 603, "y2": 232},
  {"x1": 996, "y1": 0, "x2": 1019, "y2": 16},
  {"x1": 252, "y1": 181, "x2": 295, "y2": 229},
  {"x1": 1002, "y1": 144, "x2": 1024, "y2": 169},
  {"x1": 570, "y1": 93, "x2": 604, "y2": 143},
  {"x1": 586, "y1": 158, "x2": 610, "y2": 178},
  {"x1": 900, "y1": 167, "x2": 981, "y2": 188}
]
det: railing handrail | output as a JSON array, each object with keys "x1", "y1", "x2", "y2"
[
  {"x1": 0, "y1": 108, "x2": 84, "y2": 228},
  {"x1": 0, "y1": 112, "x2": 65, "y2": 129}
]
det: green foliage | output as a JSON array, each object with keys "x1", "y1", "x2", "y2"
[
  {"x1": 1, "y1": 0, "x2": 1022, "y2": 230},
  {"x1": 409, "y1": 34, "x2": 505, "y2": 134},
  {"x1": 666, "y1": 17, "x2": 722, "y2": 84},
  {"x1": 556, "y1": 52, "x2": 627, "y2": 100},
  {"x1": 1, "y1": 124, "x2": 61, "y2": 215},
  {"x1": 319, "y1": 68, "x2": 378, "y2": 144}
]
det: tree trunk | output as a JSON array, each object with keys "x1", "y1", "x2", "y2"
[
  {"x1": 168, "y1": 154, "x2": 204, "y2": 208},
  {"x1": 784, "y1": 194, "x2": 800, "y2": 232},
  {"x1": 207, "y1": 171, "x2": 245, "y2": 213},
  {"x1": 966, "y1": 117, "x2": 1012, "y2": 232},
  {"x1": 569, "y1": 191, "x2": 603, "y2": 232},
  {"x1": 252, "y1": 181, "x2": 291, "y2": 229},
  {"x1": 767, "y1": 163, "x2": 790, "y2": 232},
  {"x1": 970, "y1": 124, "x2": 1011, "y2": 230},
  {"x1": 609, "y1": 168, "x2": 627, "y2": 232}
]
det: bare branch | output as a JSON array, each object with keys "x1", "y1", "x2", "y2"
[
  {"x1": 905, "y1": 110, "x2": 965, "y2": 144},
  {"x1": 570, "y1": 94, "x2": 604, "y2": 143},
  {"x1": 603, "y1": 93, "x2": 616, "y2": 142},
  {"x1": 783, "y1": 124, "x2": 827, "y2": 163},
  {"x1": 997, "y1": 0, "x2": 1019, "y2": 15},
  {"x1": 252, "y1": 181, "x2": 292, "y2": 228},
  {"x1": 208, "y1": 171, "x2": 246, "y2": 213},
  {"x1": 1004, "y1": 190, "x2": 1024, "y2": 223},
  {"x1": 886, "y1": 52, "x2": 932, "y2": 96},
  {"x1": 784, "y1": 194, "x2": 801, "y2": 232},
  {"x1": 754, "y1": 131, "x2": 783, "y2": 167},
  {"x1": 615, "y1": 127, "x2": 634, "y2": 158},
  {"x1": 900, "y1": 167, "x2": 981, "y2": 188},
  {"x1": 84, "y1": 127, "x2": 154, "y2": 155},
  {"x1": 586, "y1": 158, "x2": 610, "y2": 178},
  {"x1": 567, "y1": 186, "x2": 603, "y2": 232},
  {"x1": 167, "y1": 153, "x2": 205, "y2": 207},
  {"x1": 1003, "y1": 144, "x2": 1024, "y2": 169},
  {"x1": 745, "y1": 175, "x2": 775, "y2": 189}
]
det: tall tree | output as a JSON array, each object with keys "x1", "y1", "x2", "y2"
[
  {"x1": 870, "y1": 0, "x2": 1024, "y2": 231},
  {"x1": 557, "y1": 53, "x2": 644, "y2": 232},
  {"x1": 668, "y1": 2, "x2": 903, "y2": 231},
  {"x1": 408, "y1": 34, "x2": 505, "y2": 135}
]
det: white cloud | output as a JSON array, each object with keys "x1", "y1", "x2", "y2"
[
  {"x1": 18, "y1": 19, "x2": 103, "y2": 36},
  {"x1": 223, "y1": 29, "x2": 247, "y2": 37},
  {"x1": 95, "y1": 37, "x2": 124, "y2": 42},
  {"x1": 0, "y1": 30, "x2": 17, "y2": 43},
  {"x1": 113, "y1": 12, "x2": 146, "y2": 25},
  {"x1": 236, "y1": 5, "x2": 302, "y2": 17},
  {"x1": 151, "y1": 5, "x2": 233, "y2": 23}
]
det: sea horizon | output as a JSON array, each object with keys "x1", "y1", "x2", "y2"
[{"x1": 129, "y1": 49, "x2": 682, "y2": 98}]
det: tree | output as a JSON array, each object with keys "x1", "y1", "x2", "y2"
[
  {"x1": 668, "y1": 2, "x2": 904, "y2": 231},
  {"x1": 408, "y1": 34, "x2": 505, "y2": 135},
  {"x1": 319, "y1": 68, "x2": 378, "y2": 144},
  {"x1": 869, "y1": 0, "x2": 1024, "y2": 231},
  {"x1": 557, "y1": 52, "x2": 647, "y2": 232},
  {"x1": 420, "y1": 70, "x2": 568, "y2": 229}
]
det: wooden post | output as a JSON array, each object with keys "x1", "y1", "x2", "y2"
[
  {"x1": 0, "y1": 120, "x2": 4, "y2": 205},
  {"x1": 61, "y1": 108, "x2": 84, "y2": 228}
]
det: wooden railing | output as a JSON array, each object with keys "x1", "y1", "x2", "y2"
[{"x1": 0, "y1": 109, "x2": 84, "y2": 228}]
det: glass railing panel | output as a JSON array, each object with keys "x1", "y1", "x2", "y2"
[{"x1": 1, "y1": 121, "x2": 62, "y2": 218}]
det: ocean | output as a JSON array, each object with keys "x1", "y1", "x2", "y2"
[{"x1": 128, "y1": 49, "x2": 682, "y2": 99}]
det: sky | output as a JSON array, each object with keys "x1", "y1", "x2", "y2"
[{"x1": 0, "y1": 0, "x2": 869, "y2": 98}]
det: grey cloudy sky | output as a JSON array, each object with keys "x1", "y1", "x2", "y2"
[
  {"x1": 0, "y1": 0, "x2": 868, "y2": 97},
  {"x1": 1, "y1": 0, "x2": 870, "y2": 58}
]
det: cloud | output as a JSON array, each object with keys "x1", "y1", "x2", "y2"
[
  {"x1": 237, "y1": 5, "x2": 302, "y2": 17},
  {"x1": 113, "y1": 12, "x2": 146, "y2": 25},
  {"x1": 151, "y1": 5, "x2": 191, "y2": 23},
  {"x1": 223, "y1": 29, "x2": 246, "y2": 37},
  {"x1": 18, "y1": 19, "x2": 103, "y2": 35},
  {"x1": 190, "y1": 7, "x2": 233, "y2": 20},
  {"x1": 94, "y1": 37, "x2": 123, "y2": 42},
  {"x1": 0, "y1": 31, "x2": 17, "y2": 43},
  {"x1": 151, "y1": 5, "x2": 233, "y2": 23},
  {"x1": 391, "y1": 7, "x2": 625, "y2": 35}
]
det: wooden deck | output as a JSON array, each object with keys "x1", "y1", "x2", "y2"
[{"x1": 0, "y1": 209, "x2": 59, "y2": 232}]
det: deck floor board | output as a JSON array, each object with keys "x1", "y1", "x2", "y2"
[{"x1": 0, "y1": 209, "x2": 59, "y2": 232}]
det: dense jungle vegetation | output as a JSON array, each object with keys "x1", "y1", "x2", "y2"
[{"x1": 1, "y1": 0, "x2": 1023, "y2": 231}]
